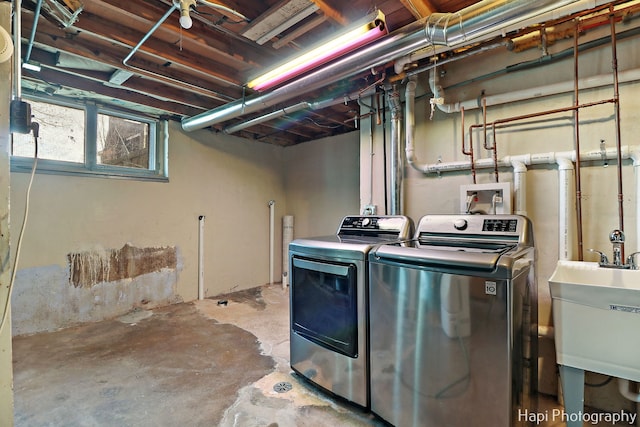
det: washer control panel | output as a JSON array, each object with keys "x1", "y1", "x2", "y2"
[{"x1": 415, "y1": 214, "x2": 533, "y2": 247}]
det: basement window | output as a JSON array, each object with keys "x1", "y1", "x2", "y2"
[{"x1": 11, "y1": 97, "x2": 168, "y2": 181}]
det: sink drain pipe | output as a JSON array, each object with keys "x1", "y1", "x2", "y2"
[
  {"x1": 268, "y1": 200, "x2": 275, "y2": 286},
  {"x1": 618, "y1": 378, "x2": 640, "y2": 427},
  {"x1": 618, "y1": 379, "x2": 640, "y2": 402}
]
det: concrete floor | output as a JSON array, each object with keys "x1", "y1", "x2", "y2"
[
  {"x1": 12, "y1": 286, "x2": 381, "y2": 427},
  {"x1": 11, "y1": 284, "x2": 625, "y2": 427}
]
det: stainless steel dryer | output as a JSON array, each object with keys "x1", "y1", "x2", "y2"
[
  {"x1": 289, "y1": 215, "x2": 413, "y2": 408},
  {"x1": 368, "y1": 214, "x2": 537, "y2": 427}
]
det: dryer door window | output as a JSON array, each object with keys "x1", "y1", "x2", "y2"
[{"x1": 291, "y1": 257, "x2": 358, "y2": 357}]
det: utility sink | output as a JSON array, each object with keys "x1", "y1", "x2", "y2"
[{"x1": 549, "y1": 260, "x2": 640, "y2": 381}]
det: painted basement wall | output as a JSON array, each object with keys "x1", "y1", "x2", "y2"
[
  {"x1": 9, "y1": 120, "x2": 359, "y2": 336},
  {"x1": 284, "y1": 131, "x2": 360, "y2": 239},
  {"x1": 9, "y1": 122, "x2": 287, "y2": 335},
  {"x1": 0, "y1": 3, "x2": 14, "y2": 422},
  {"x1": 361, "y1": 20, "x2": 640, "y2": 411}
]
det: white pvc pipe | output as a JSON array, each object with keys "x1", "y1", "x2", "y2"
[
  {"x1": 631, "y1": 149, "x2": 640, "y2": 251},
  {"x1": 557, "y1": 157, "x2": 575, "y2": 261},
  {"x1": 282, "y1": 215, "x2": 294, "y2": 289},
  {"x1": 268, "y1": 200, "x2": 275, "y2": 286},
  {"x1": 198, "y1": 215, "x2": 205, "y2": 300},
  {"x1": 411, "y1": 146, "x2": 632, "y2": 175},
  {"x1": 511, "y1": 156, "x2": 529, "y2": 215},
  {"x1": 618, "y1": 379, "x2": 640, "y2": 403}
]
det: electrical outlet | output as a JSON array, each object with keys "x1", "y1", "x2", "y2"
[{"x1": 363, "y1": 204, "x2": 377, "y2": 215}]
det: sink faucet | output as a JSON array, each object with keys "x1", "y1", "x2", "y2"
[
  {"x1": 588, "y1": 230, "x2": 639, "y2": 269},
  {"x1": 610, "y1": 229, "x2": 624, "y2": 267}
]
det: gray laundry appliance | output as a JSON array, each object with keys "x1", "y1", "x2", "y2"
[
  {"x1": 288, "y1": 215, "x2": 413, "y2": 408},
  {"x1": 368, "y1": 214, "x2": 537, "y2": 427}
]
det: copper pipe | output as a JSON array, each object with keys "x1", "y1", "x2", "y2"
[
  {"x1": 610, "y1": 6, "x2": 625, "y2": 239},
  {"x1": 480, "y1": 97, "x2": 499, "y2": 182},
  {"x1": 574, "y1": 23, "x2": 585, "y2": 261},
  {"x1": 482, "y1": 97, "x2": 488, "y2": 151},
  {"x1": 461, "y1": 107, "x2": 477, "y2": 183},
  {"x1": 469, "y1": 98, "x2": 616, "y2": 132},
  {"x1": 468, "y1": 97, "x2": 616, "y2": 187},
  {"x1": 491, "y1": 126, "x2": 499, "y2": 182}
]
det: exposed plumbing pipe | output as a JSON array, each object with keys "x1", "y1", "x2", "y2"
[
  {"x1": 511, "y1": 157, "x2": 529, "y2": 215},
  {"x1": 405, "y1": 77, "x2": 418, "y2": 176},
  {"x1": 268, "y1": 200, "x2": 275, "y2": 286},
  {"x1": 409, "y1": 145, "x2": 632, "y2": 175},
  {"x1": 557, "y1": 157, "x2": 576, "y2": 261},
  {"x1": 573, "y1": 23, "x2": 585, "y2": 261},
  {"x1": 198, "y1": 215, "x2": 205, "y2": 300},
  {"x1": 631, "y1": 148, "x2": 640, "y2": 250},
  {"x1": 618, "y1": 379, "x2": 640, "y2": 403},
  {"x1": 388, "y1": 85, "x2": 403, "y2": 215},
  {"x1": 393, "y1": 0, "x2": 612, "y2": 74},
  {"x1": 182, "y1": 0, "x2": 582, "y2": 132},
  {"x1": 431, "y1": 68, "x2": 640, "y2": 114},
  {"x1": 282, "y1": 215, "x2": 293, "y2": 289},
  {"x1": 610, "y1": 7, "x2": 625, "y2": 239}
]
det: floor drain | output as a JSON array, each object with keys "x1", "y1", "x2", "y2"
[{"x1": 273, "y1": 381, "x2": 293, "y2": 393}]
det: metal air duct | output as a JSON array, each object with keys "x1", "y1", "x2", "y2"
[{"x1": 182, "y1": 0, "x2": 580, "y2": 132}]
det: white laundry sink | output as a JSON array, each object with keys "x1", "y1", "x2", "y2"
[{"x1": 549, "y1": 260, "x2": 640, "y2": 381}]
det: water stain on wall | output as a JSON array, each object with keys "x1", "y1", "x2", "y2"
[{"x1": 68, "y1": 244, "x2": 177, "y2": 288}]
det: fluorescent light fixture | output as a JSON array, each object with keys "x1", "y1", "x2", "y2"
[{"x1": 247, "y1": 10, "x2": 387, "y2": 92}]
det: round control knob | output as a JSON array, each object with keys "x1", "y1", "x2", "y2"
[
  {"x1": 453, "y1": 219, "x2": 468, "y2": 230},
  {"x1": 361, "y1": 217, "x2": 371, "y2": 227}
]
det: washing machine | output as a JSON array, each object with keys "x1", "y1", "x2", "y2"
[
  {"x1": 288, "y1": 215, "x2": 413, "y2": 408},
  {"x1": 368, "y1": 214, "x2": 537, "y2": 426}
]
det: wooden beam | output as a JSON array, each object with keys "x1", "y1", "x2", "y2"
[
  {"x1": 21, "y1": 12, "x2": 243, "y2": 101},
  {"x1": 22, "y1": 66, "x2": 204, "y2": 117},
  {"x1": 309, "y1": 0, "x2": 347, "y2": 25},
  {"x1": 399, "y1": 0, "x2": 437, "y2": 19}
]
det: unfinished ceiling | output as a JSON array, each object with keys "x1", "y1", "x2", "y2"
[{"x1": 13, "y1": 0, "x2": 593, "y2": 145}]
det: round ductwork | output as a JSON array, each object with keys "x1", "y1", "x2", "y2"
[{"x1": 0, "y1": 25, "x2": 13, "y2": 64}]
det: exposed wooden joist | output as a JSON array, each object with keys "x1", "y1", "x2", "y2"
[
  {"x1": 21, "y1": 13, "x2": 241, "y2": 101},
  {"x1": 310, "y1": 0, "x2": 347, "y2": 25},
  {"x1": 22, "y1": 66, "x2": 203, "y2": 117},
  {"x1": 399, "y1": 0, "x2": 437, "y2": 19}
]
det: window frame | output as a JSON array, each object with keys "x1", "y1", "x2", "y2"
[{"x1": 10, "y1": 95, "x2": 169, "y2": 182}]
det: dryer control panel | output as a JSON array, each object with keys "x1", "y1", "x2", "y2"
[{"x1": 338, "y1": 215, "x2": 413, "y2": 238}]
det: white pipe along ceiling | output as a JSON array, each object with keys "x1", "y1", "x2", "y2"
[{"x1": 181, "y1": 0, "x2": 586, "y2": 132}]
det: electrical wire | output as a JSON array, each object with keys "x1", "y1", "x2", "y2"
[{"x1": 0, "y1": 125, "x2": 38, "y2": 334}]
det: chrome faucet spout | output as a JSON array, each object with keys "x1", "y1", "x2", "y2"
[{"x1": 609, "y1": 229, "x2": 625, "y2": 267}]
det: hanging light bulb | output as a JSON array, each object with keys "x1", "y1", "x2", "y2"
[
  {"x1": 179, "y1": 0, "x2": 197, "y2": 29},
  {"x1": 0, "y1": 25, "x2": 13, "y2": 64}
]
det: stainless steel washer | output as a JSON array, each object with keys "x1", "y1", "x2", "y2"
[
  {"x1": 289, "y1": 215, "x2": 413, "y2": 408},
  {"x1": 368, "y1": 214, "x2": 537, "y2": 427}
]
